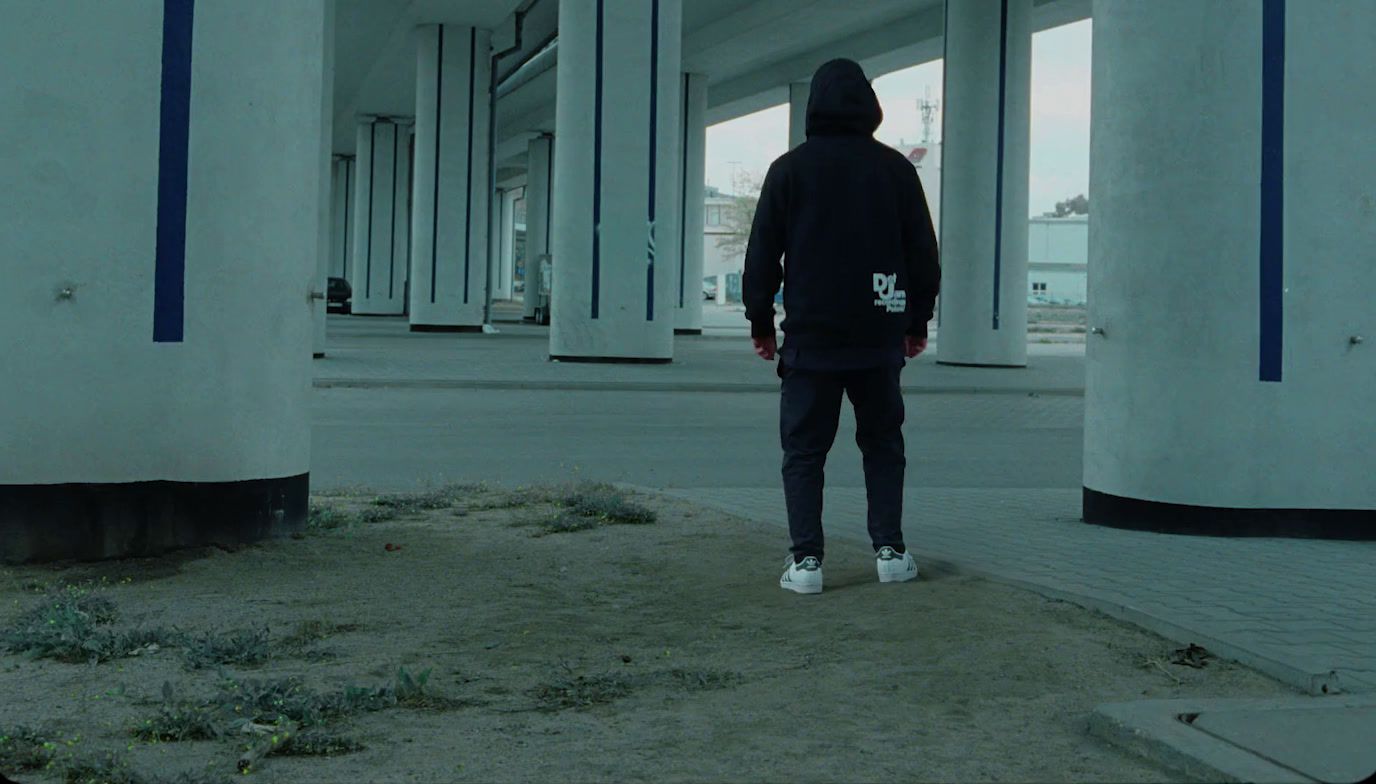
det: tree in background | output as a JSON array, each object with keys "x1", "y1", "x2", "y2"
[
  {"x1": 1046, "y1": 193, "x2": 1089, "y2": 217},
  {"x1": 715, "y1": 169, "x2": 764, "y2": 258}
]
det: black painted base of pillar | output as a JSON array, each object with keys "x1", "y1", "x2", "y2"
[
  {"x1": 936, "y1": 360, "x2": 1027, "y2": 369},
  {"x1": 1083, "y1": 487, "x2": 1376, "y2": 540},
  {"x1": 0, "y1": 474, "x2": 309, "y2": 564},
  {"x1": 674, "y1": 328, "x2": 703, "y2": 336},
  {"x1": 410, "y1": 324, "x2": 483, "y2": 333},
  {"x1": 549, "y1": 355, "x2": 673, "y2": 365}
]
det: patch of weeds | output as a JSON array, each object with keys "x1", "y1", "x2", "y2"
[
  {"x1": 61, "y1": 752, "x2": 228, "y2": 784},
  {"x1": 532, "y1": 672, "x2": 637, "y2": 711},
  {"x1": 560, "y1": 484, "x2": 656, "y2": 525},
  {"x1": 2, "y1": 588, "x2": 177, "y2": 664},
  {"x1": 181, "y1": 628, "x2": 272, "y2": 670},
  {"x1": 307, "y1": 504, "x2": 352, "y2": 531},
  {"x1": 531, "y1": 515, "x2": 600, "y2": 537},
  {"x1": 0, "y1": 724, "x2": 66, "y2": 773},
  {"x1": 470, "y1": 484, "x2": 558, "y2": 511},
  {"x1": 524, "y1": 483, "x2": 657, "y2": 536},
  {"x1": 372, "y1": 490, "x2": 453, "y2": 514},
  {"x1": 62, "y1": 752, "x2": 141, "y2": 784},
  {"x1": 273, "y1": 729, "x2": 364, "y2": 757},
  {"x1": 357, "y1": 507, "x2": 399, "y2": 524},
  {"x1": 137, "y1": 667, "x2": 455, "y2": 745},
  {"x1": 367, "y1": 484, "x2": 490, "y2": 518}
]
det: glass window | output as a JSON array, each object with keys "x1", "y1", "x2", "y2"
[{"x1": 706, "y1": 205, "x2": 722, "y2": 226}]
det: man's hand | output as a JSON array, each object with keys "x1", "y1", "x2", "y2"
[
  {"x1": 904, "y1": 335, "x2": 927, "y2": 359},
  {"x1": 753, "y1": 334, "x2": 778, "y2": 361}
]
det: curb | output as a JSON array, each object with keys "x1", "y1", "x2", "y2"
[
  {"x1": 314, "y1": 378, "x2": 1086, "y2": 396},
  {"x1": 1088, "y1": 696, "x2": 1376, "y2": 783}
]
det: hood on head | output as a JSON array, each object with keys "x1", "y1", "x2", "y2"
[{"x1": 805, "y1": 58, "x2": 883, "y2": 138}]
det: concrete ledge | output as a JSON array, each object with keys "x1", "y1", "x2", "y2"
[
  {"x1": 1089, "y1": 696, "x2": 1376, "y2": 783},
  {"x1": 549, "y1": 355, "x2": 673, "y2": 365},
  {"x1": 936, "y1": 360, "x2": 1029, "y2": 368},
  {"x1": 313, "y1": 377, "x2": 1085, "y2": 396},
  {"x1": 409, "y1": 324, "x2": 484, "y2": 333}
]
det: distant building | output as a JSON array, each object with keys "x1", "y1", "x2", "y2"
[
  {"x1": 1028, "y1": 214, "x2": 1087, "y2": 305},
  {"x1": 702, "y1": 185, "x2": 740, "y2": 303}
]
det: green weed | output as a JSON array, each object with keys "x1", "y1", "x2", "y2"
[
  {"x1": 2, "y1": 589, "x2": 178, "y2": 664},
  {"x1": 0, "y1": 724, "x2": 66, "y2": 773},
  {"x1": 306, "y1": 505, "x2": 352, "y2": 531},
  {"x1": 181, "y1": 628, "x2": 272, "y2": 670}
]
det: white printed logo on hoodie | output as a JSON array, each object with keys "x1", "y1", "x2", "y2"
[{"x1": 873, "y1": 273, "x2": 907, "y2": 313}]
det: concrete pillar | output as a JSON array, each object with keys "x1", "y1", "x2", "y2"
[
  {"x1": 499, "y1": 188, "x2": 519, "y2": 316},
  {"x1": 312, "y1": 0, "x2": 336, "y2": 358},
  {"x1": 549, "y1": 0, "x2": 683, "y2": 362},
  {"x1": 329, "y1": 156, "x2": 356, "y2": 282},
  {"x1": 409, "y1": 25, "x2": 492, "y2": 332},
  {"x1": 1084, "y1": 0, "x2": 1376, "y2": 538},
  {"x1": 489, "y1": 187, "x2": 510, "y2": 301},
  {"x1": 349, "y1": 118, "x2": 411, "y2": 315},
  {"x1": 935, "y1": 0, "x2": 1032, "y2": 368},
  {"x1": 788, "y1": 81, "x2": 810, "y2": 150},
  {"x1": 0, "y1": 0, "x2": 326, "y2": 562},
  {"x1": 524, "y1": 135, "x2": 554, "y2": 321},
  {"x1": 675, "y1": 73, "x2": 707, "y2": 334}
]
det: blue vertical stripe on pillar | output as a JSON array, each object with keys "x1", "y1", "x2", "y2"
[
  {"x1": 591, "y1": 0, "x2": 604, "y2": 319},
  {"x1": 389, "y1": 123, "x2": 399, "y2": 300},
  {"x1": 153, "y1": 0, "x2": 195, "y2": 343},
  {"x1": 431, "y1": 26, "x2": 444, "y2": 304},
  {"x1": 679, "y1": 74, "x2": 689, "y2": 310},
  {"x1": 365, "y1": 123, "x2": 376, "y2": 298},
  {"x1": 464, "y1": 27, "x2": 477, "y2": 304},
  {"x1": 646, "y1": 0, "x2": 660, "y2": 321},
  {"x1": 1260, "y1": 0, "x2": 1285, "y2": 383},
  {"x1": 991, "y1": 0, "x2": 1009, "y2": 331}
]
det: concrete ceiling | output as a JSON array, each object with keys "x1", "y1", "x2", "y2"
[
  {"x1": 332, "y1": 0, "x2": 525, "y2": 152},
  {"x1": 334, "y1": 0, "x2": 1090, "y2": 157}
]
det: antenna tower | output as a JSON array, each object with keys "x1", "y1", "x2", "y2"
[{"x1": 918, "y1": 86, "x2": 939, "y2": 144}]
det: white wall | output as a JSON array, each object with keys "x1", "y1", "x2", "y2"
[{"x1": 0, "y1": 0, "x2": 323, "y2": 483}]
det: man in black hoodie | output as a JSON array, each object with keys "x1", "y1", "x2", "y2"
[{"x1": 743, "y1": 58, "x2": 941, "y2": 595}]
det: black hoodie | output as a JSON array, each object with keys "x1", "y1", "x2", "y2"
[{"x1": 742, "y1": 59, "x2": 941, "y2": 354}]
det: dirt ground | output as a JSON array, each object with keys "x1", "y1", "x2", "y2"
[{"x1": 0, "y1": 485, "x2": 1297, "y2": 783}]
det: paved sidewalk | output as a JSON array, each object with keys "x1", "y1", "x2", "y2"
[
  {"x1": 317, "y1": 315, "x2": 1086, "y2": 394},
  {"x1": 659, "y1": 486, "x2": 1376, "y2": 697}
]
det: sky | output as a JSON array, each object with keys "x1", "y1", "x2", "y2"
[{"x1": 704, "y1": 19, "x2": 1092, "y2": 217}]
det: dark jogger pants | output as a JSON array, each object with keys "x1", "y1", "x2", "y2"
[{"x1": 779, "y1": 363, "x2": 906, "y2": 562}]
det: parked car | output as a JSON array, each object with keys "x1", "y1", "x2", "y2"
[
  {"x1": 327, "y1": 277, "x2": 352, "y2": 314},
  {"x1": 703, "y1": 276, "x2": 719, "y2": 301}
]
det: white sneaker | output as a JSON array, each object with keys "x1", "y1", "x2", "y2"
[
  {"x1": 876, "y1": 546, "x2": 918, "y2": 583},
  {"x1": 780, "y1": 556, "x2": 823, "y2": 594}
]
